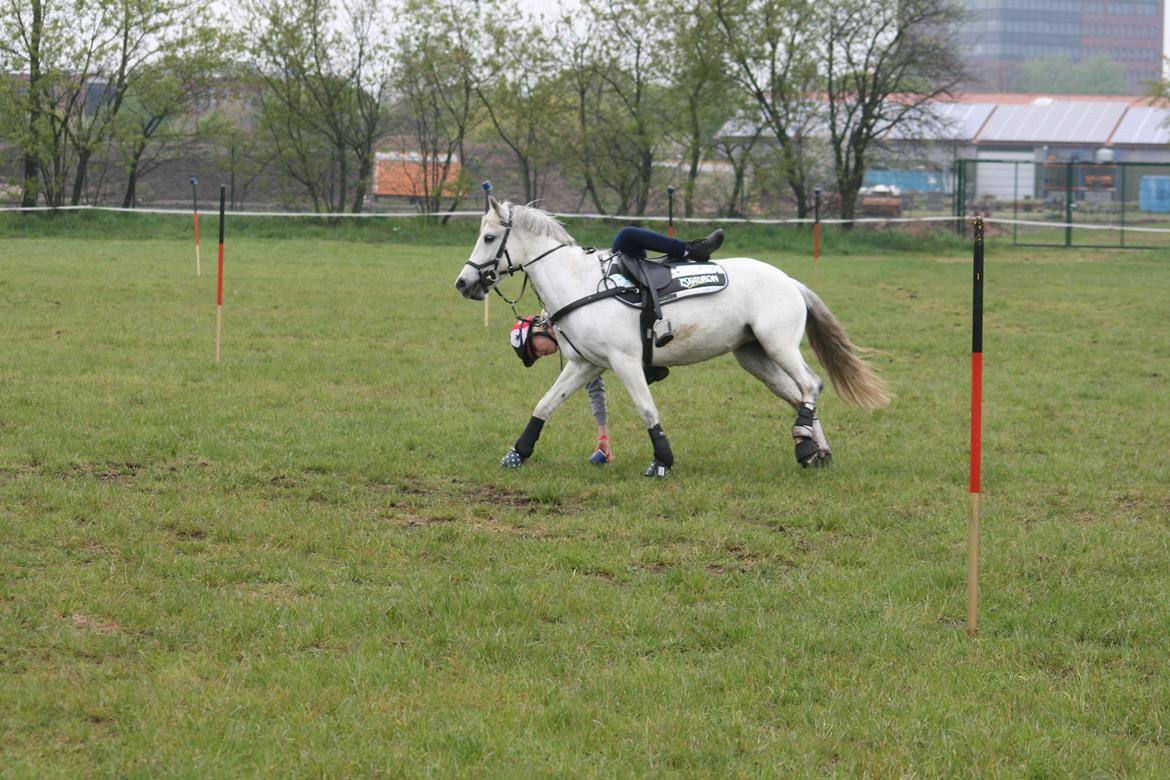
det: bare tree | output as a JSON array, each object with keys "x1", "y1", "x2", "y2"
[
  {"x1": 820, "y1": 0, "x2": 967, "y2": 223},
  {"x1": 715, "y1": 0, "x2": 822, "y2": 218},
  {"x1": 713, "y1": 110, "x2": 763, "y2": 217}
]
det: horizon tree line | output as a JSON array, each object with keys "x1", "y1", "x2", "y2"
[{"x1": 0, "y1": 0, "x2": 974, "y2": 221}]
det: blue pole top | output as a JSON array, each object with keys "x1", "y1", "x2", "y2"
[
  {"x1": 190, "y1": 177, "x2": 198, "y2": 187},
  {"x1": 482, "y1": 181, "x2": 492, "y2": 192},
  {"x1": 667, "y1": 186, "x2": 675, "y2": 196}
]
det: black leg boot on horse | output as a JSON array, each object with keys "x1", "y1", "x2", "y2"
[
  {"x1": 645, "y1": 423, "x2": 674, "y2": 477},
  {"x1": 791, "y1": 402, "x2": 831, "y2": 467},
  {"x1": 501, "y1": 416, "x2": 545, "y2": 468}
]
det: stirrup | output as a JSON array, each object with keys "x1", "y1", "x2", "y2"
[{"x1": 654, "y1": 320, "x2": 674, "y2": 348}]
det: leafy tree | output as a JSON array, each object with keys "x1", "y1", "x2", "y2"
[
  {"x1": 1, "y1": 0, "x2": 225, "y2": 207},
  {"x1": 659, "y1": 0, "x2": 739, "y2": 217},
  {"x1": 111, "y1": 26, "x2": 231, "y2": 208},
  {"x1": 0, "y1": 0, "x2": 48, "y2": 206},
  {"x1": 0, "y1": 0, "x2": 115, "y2": 206},
  {"x1": 580, "y1": 0, "x2": 669, "y2": 216},
  {"x1": 67, "y1": 0, "x2": 198, "y2": 206},
  {"x1": 475, "y1": 10, "x2": 562, "y2": 205},
  {"x1": 554, "y1": 0, "x2": 671, "y2": 216},
  {"x1": 243, "y1": 0, "x2": 393, "y2": 213},
  {"x1": 1017, "y1": 55, "x2": 1127, "y2": 95},
  {"x1": 392, "y1": 0, "x2": 483, "y2": 216}
]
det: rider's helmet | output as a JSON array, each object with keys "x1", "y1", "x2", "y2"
[{"x1": 510, "y1": 315, "x2": 547, "y2": 367}]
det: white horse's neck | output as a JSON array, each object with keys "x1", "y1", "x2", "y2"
[{"x1": 513, "y1": 232, "x2": 597, "y2": 318}]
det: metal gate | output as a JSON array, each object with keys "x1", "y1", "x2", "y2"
[{"x1": 953, "y1": 159, "x2": 1170, "y2": 248}]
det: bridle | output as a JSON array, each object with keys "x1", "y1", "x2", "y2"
[
  {"x1": 462, "y1": 207, "x2": 518, "y2": 290},
  {"x1": 461, "y1": 204, "x2": 569, "y2": 309}
]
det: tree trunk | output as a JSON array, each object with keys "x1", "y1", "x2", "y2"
[
  {"x1": 20, "y1": 0, "x2": 45, "y2": 208},
  {"x1": 351, "y1": 150, "x2": 371, "y2": 214},
  {"x1": 684, "y1": 103, "x2": 702, "y2": 218},
  {"x1": 122, "y1": 139, "x2": 148, "y2": 208},
  {"x1": 71, "y1": 147, "x2": 91, "y2": 206}
]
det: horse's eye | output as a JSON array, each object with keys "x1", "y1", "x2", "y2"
[{"x1": 484, "y1": 235, "x2": 496, "y2": 243}]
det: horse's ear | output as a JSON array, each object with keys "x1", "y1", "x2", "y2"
[{"x1": 489, "y1": 196, "x2": 504, "y2": 217}]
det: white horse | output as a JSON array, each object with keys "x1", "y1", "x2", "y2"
[{"x1": 454, "y1": 199, "x2": 890, "y2": 476}]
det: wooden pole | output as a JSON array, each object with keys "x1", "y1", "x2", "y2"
[
  {"x1": 191, "y1": 178, "x2": 201, "y2": 277},
  {"x1": 216, "y1": 185, "x2": 225, "y2": 364},
  {"x1": 482, "y1": 180, "x2": 492, "y2": 328},
  {"x1": 967, "y1": 216, "x2": 985, "y2": 637}
]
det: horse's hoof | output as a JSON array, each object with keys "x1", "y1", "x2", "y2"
[
  {"x1": 501, "y1": 449, "x2": 526, "y2": 468},
  {"x1": 799, "y1": 450, "x2": 832, "y2": 468},
  {"x1": 644, "y1": 461, "x2": 670, "y2": 478},
  {"x1": 794, "y1": 437, "x2": 820, "y2": 465}
]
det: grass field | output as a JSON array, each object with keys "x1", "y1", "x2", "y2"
[{"x1": 2, "y1": 219, "x2": 1170, "y2": 776}]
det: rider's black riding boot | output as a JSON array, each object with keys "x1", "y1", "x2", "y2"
[{"x1": 684, "y1": 229, "x2": 724, "y2": 262}]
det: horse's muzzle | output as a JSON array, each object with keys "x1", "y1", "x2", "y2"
[{"x1": 454, "y1": 277, "x2": 485, "y2": 300}]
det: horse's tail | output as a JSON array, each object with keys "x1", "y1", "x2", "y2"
[{"x1": 796, "y1": 281, "x2": 892, "y2": 411}]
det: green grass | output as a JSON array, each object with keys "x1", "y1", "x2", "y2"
[{"x1": 2, "y1": 228, "x2": 1170, "y2": 776}]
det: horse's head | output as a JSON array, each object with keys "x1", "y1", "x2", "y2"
[{"x1": 454, "y1": 197, "x2": 516, "y2": 300}]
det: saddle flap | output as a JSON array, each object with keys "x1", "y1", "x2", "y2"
[{"x1": 617, "y1": 252, "x2": 674, "y2": 292}]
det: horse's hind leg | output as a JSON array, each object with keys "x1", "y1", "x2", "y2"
[{"x1": 733, "y1": 343, "x2": 832, "y2": 467}]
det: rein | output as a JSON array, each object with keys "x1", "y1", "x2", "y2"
[{"x1": 466, "y1": 207, "x2": 636, "y2": 348}]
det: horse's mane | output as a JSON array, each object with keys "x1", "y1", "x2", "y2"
[{"x1": 500, "y1": 203, "x2": 577, "y2": 246}]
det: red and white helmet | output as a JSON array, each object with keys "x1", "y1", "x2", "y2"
[{"x1": 510, "y1": 315, "x2": 545, "y2": 367}]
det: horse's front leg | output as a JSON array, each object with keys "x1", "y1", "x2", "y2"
[
  {"x1": 501, "y1": 360, "x2": 604, "y2": 468},
  {"x1": 608, "y1": 358, "x2": 673, "y2": 478}
]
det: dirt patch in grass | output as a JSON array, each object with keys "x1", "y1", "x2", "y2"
[
  {"x1": 62, "y1": 461, "x2": 143, "y2": 481},
  {"x1": 466, "y1": 485, "x2": 544, "y2": 509},
  {"x1": 399, "y1": 513, "x2": 457, "y2": 530},
  {"x1": 66, "y1": 613, "x2": 122, "y2": 634}
]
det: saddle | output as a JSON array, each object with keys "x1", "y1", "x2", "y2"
[{"x1": 607, "y1": 253, "x2": 729, "y2": 384}]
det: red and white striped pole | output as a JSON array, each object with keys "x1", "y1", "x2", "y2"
[
  {"x1": 967, "y1": 216, "x2": 985, "y2": 637},
  {"x1": 215, "y1": 185, "x2": 225, "y2": 364},
  {"x1": 191, "y1": 177, "x2": 201, "y2": 276}
]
